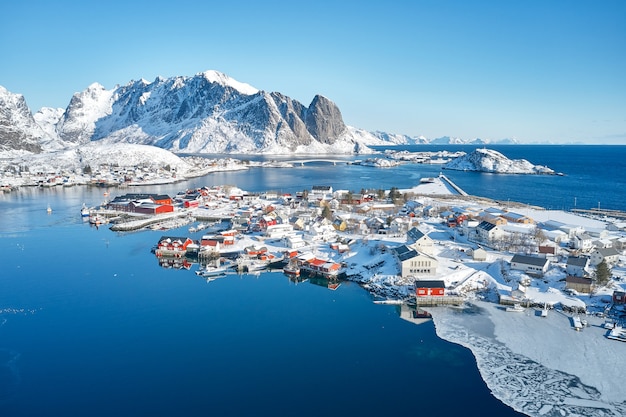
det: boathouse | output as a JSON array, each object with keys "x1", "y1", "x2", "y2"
[
  {"x1": 565, "y1": 276, "x2": 593, "y2": 294},
  {"x1": 156, "y1": 236, "x2": 194, "y2": 257},
  {"x1": 415, "y1": 280, "x2": 445, "y2": 297}
]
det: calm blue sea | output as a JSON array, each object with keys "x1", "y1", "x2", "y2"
[{"x1": 1, "y1": 144, "x2": 621, "y2": 417}]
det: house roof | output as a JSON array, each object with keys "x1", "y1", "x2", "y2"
[
  {"x1": 407, "y1": 227, "x2": 425, "y2": 242},
  {"x1": 392, "y1": 245, "x2": 418, "y2": 262},
  {"x1": 159, "y1": 236, "x2": 190, "y2": 243},
  {"x1": 595, "y1": 247, "x2": 620, "y2": 257},
  {"x1": 566, "y1": 276, "x2": 592, "y2": 285},
  {"x1": 567, "y1": 256, "x2": 589, "y2": 267},
  {"x1": 511, "y1": 254, "x2": 549, "y2": 267},
  {"x1": 414, "y1": 279, "x2": 445, "y2": 288},
  {"x1": 477, "y1": 221, "x2": 497, "y2": 231}
]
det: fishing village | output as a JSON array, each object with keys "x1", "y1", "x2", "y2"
[{"x1": 81, "y1": 175, "x2": 626, "y2": 340}]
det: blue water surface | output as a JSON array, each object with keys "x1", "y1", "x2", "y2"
[{"x1": 3, "y1": 144, "x2": 620, "y2": 416}]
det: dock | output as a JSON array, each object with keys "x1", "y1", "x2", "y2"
[
  {"x1": 571, "y1": 208, "x2": 626, "y2": 219},
  {"x1": 109, "y1": 212, "x2": 190, "y2": 231},
  {"x1": 439, "y1": 174, "x2": 468, "y2": 196},
  {"x1": 414, "y1": 295, "x2": 465, "y2": 307}
]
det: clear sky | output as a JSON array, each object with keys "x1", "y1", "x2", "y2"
[{"x1": 1, "y1": 0, "x2": 625, "y2": 144}]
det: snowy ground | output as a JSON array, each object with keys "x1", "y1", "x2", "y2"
[{"x1": 431, "y1": 302, "x2": 626, "y2": 417}]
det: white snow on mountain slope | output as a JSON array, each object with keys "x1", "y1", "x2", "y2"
[
  {"x1": 444, "y1": 148, "x2": 555, "y2": 174},
  {"x1": 11, "y1": 143, "x2": 193, "y2": 176},
  {"x1": 32, "y1": 106, "x2": 69, "y2": 151},
  {"x1": 0, "y1": 85, "x2": 45, "y2": 153},
  {"x1": 55, "y1": 82, "x2": 114, "y2": 144},
  {"x1": 200, "y1": 70, "x2": 258, "y2": 95}
]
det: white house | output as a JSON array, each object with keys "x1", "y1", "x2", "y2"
[
  {"x1": 265, "y1": 223, "x2": 294, "y2": 239},
  {"x1": 471, "y1": 246, "x2": 488, "y2": 261},
  {"x1": 510, "y1": 254, "x2": 550, "y2": 277},
  {"x1": 304, "y1": 221, "x2": 337, "y2": 242},
  {"x1": 407, "y1": 227, "x2": 434, "y2": 255},
  {"x1": 566, "y1": 256, "x2": 589, "y2": 277},
  {"x1": 392, "y1": 245, "x2": 438, "y2": 277},
  {"x1": 474, "y1": 221, "x2": 506, "y2": 244},
  {"x1": 571, "y1": 233, "x2": 594, "y2": 252},
  {"x1": 282, "y1": 235, "x2": 306, "y2": 249},
  {"x1": 310, "y1": 185, "x2": 333, "y2": 200},
  {"x1": 589, "y1": 247, "x2": 620, "y2": 266}
]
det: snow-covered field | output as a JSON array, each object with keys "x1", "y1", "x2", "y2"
[{"x1": 431, "y1": 302, "x2": 626, "y2": 417}]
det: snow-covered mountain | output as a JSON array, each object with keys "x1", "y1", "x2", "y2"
[
  {"x1": 48, "y1": 71, "x2": 379, "y2": 154},
  {"x1": 443, "y1": 148, "x2": 555, "y2": 174},
  {"x1": 0, "y1": 86, "x2": 44, "y2": 153},
  {"x1": 368, "y1": 130, "x2": 428, "y2": 145},
  {"x1": 430, "y1": 136, "x2": 519, "y2": 145},
  {"x1": 1, "y1": 71, "x2": 523, "y2": 156}
]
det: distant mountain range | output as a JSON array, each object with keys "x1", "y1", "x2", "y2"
[{"x1": 0, "y1": 71, "x2": 519, "y2": 155}]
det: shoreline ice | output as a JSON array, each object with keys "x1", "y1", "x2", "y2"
[{"x1": 430, "y1": 301, "x2": 626, "y2": 417}]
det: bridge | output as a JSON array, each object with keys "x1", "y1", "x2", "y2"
[{"x1": 284, "y1": 159, "x2": 349, "y2": 166}]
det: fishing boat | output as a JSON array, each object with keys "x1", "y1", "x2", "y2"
[
  {"x1": 283, "y1": 260, "x2": 301, "y2": 277},
  {"x1": 196, "y1": 258, "x2": 234, "y2": 277}
]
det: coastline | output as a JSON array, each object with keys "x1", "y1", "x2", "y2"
[{"x1": 430, "y1": 301, "x2": 626, "y2": 417}]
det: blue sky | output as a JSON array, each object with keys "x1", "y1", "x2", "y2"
[{"x1": 1, "y1": 0, "x2": 625, "y2": 143}]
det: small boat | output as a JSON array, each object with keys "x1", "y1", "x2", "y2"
[
  {"x1": 196, "y1": 258, "x2": 234, "y2": 277},
  {"x1": 572, "y1": 315, "x2": 584, "y2": 331},
  {"x1": 46, "y1": 205, "x2": 52, "y2": 214},
  {"x1": 607, "y1": 325, "x2": 626, "y2": 342},
  {"x1": 506, "y1": 303, "x2": 524, "y2": 312},
  {"x1": 283, "y1": 261, "x2": 301, "y2": 277},
  {"x1": 80, "y1": 204, "x2": 90, "y2": 217},
  {"x1": 196, "y1": 268, "x2": 228, "y2": 278}
]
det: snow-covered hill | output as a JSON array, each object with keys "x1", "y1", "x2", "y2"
[
  {"x1": 8, "y1": 143, "x2": 194, "y2": 177},
  {"x1": 443, "y1": 148, "x2": 555, "y2": 174}
]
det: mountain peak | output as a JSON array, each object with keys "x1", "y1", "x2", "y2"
[{"x1": 198, "y1": 70, "x2": 259, "y2": 95}]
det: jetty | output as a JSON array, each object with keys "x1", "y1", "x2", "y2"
[
  {"x1": 109, "y1": 212, "x2": 190, "y2": 231},
  {"x1": 571, "y1": 207, "x2": 626, "y2": 219},
  {"x1": 414, "y1": 295, "x2": 465, "y2": 307},
  {"x1": 439, "y1": 174, "x2": 468, "y2": 196}
]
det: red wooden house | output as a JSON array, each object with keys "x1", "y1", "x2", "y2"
[
  {"x1": 245, "y1": 246, "x2": 268, "y2": 256},
  {"x1": 134, "y1": 203, "x2": 174, "y2": 215},
  {"x1": 258, "y1": 216, "x2": 277, "y2": 231},
  {"x1": 156, "y1": 236, "x2": 193, "y2": 257},
  {"x1": 415, "y1": 280, "x2": 445, "y2": 297}
]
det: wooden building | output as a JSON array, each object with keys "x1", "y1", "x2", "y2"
[{"x1": 415, "y1": 280, "x2": 445, "y2": 297}]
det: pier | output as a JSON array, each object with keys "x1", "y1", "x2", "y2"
[
  {"x1": 109, "y1": 212, "x2": 190, "y2": 231},
  {"x1": 439, "y1": 174, "x2": 468, "y2": 196},
  {"x1": 414, "y1": 295, "x2": 465, "y2": 307},
  {"x1": 571, "y1": 208, "x2": 626, "y2": 219}
]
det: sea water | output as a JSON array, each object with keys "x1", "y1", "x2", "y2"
[{"x1": 2, "y1": 145, "x2": 622, "y2": 416}]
